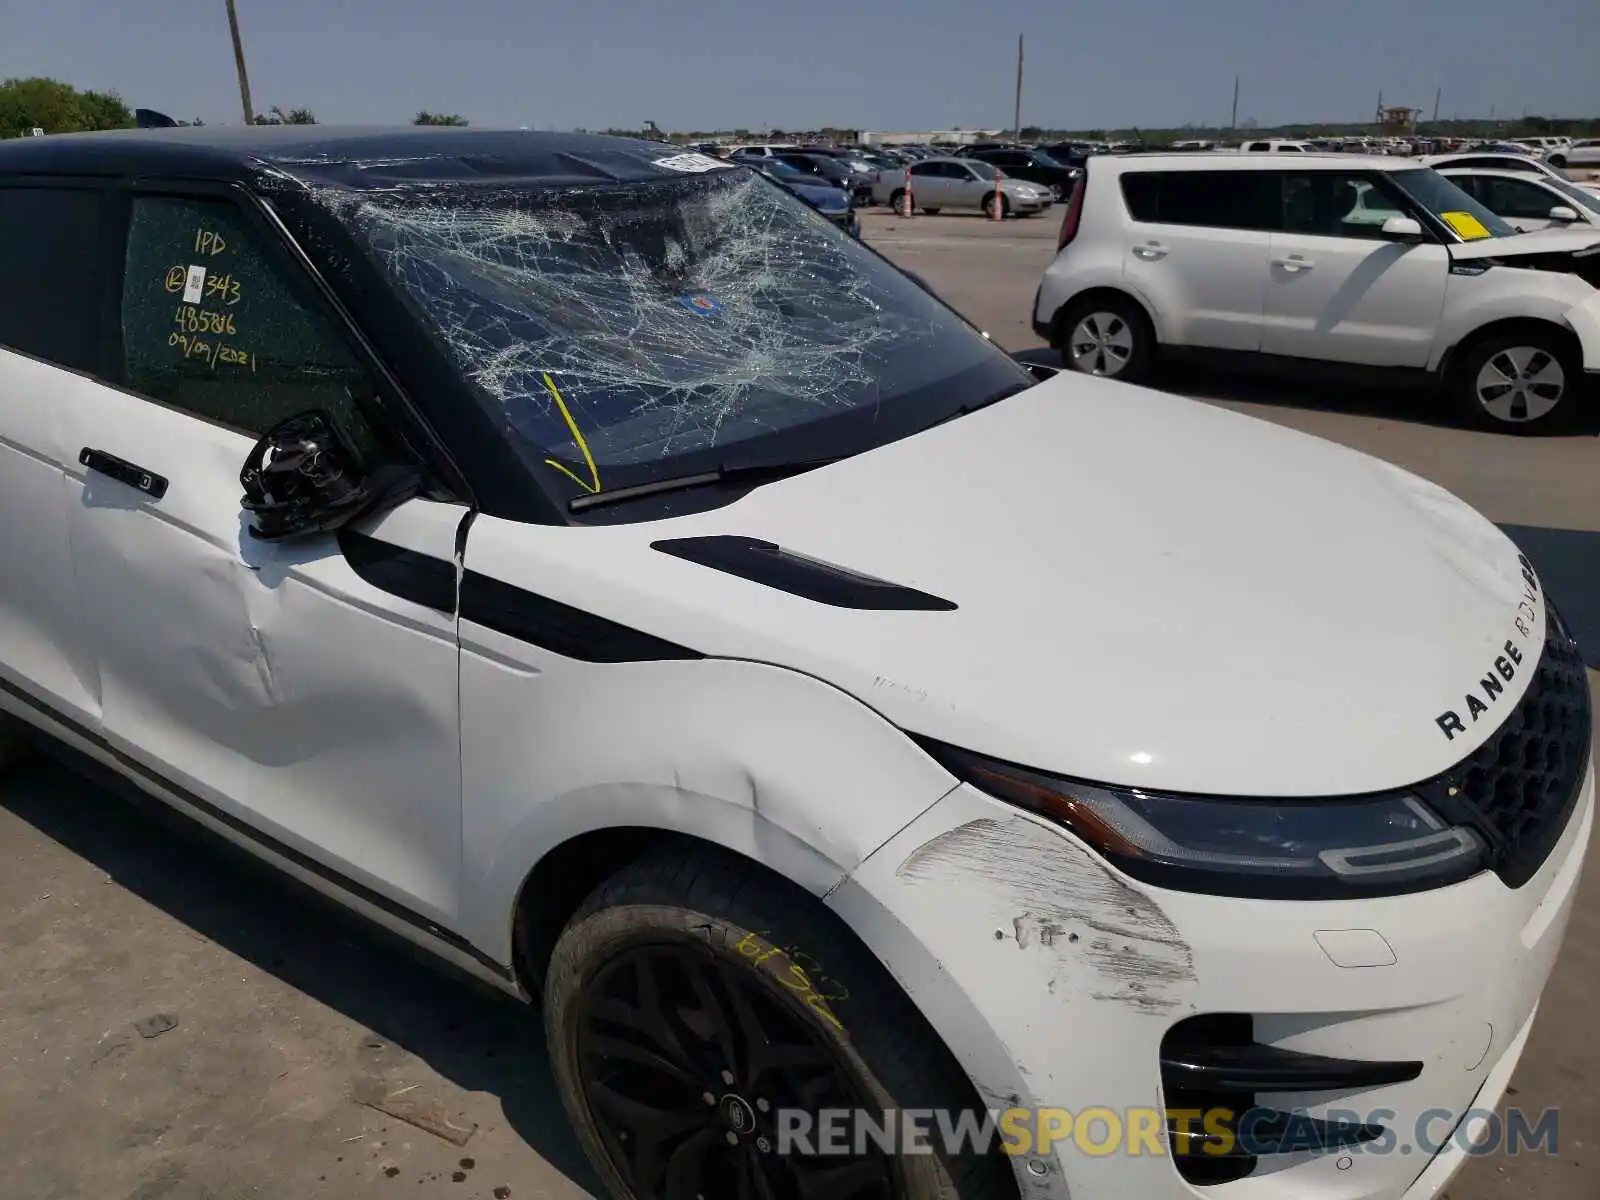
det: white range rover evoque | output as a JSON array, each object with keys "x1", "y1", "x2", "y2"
[{"x1": 0, "y1": 127, "x2": 1593, "y2": 1200}]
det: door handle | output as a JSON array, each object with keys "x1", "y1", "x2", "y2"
[
  {"x1": 79, "y1": 448, "x2": 169, "y2": 500},
  {"x1": 1272, "y1": 255, "x2": 1315, "y2": 271},
  {"x1": 1132, "y1": 242, "x2": 1168, "y2": 260}
]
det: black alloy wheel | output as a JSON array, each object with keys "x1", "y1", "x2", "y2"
[
  {"x1": 575, "y1": 941, "x2": 896, "y2": 1199},
  {"x1": 544, "y1": 847, "x2": 1019, "y2": 1200}
]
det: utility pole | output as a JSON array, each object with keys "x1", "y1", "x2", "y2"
[
  {"x1": 1230, "y1": 75, "x2": 1239, "y2": 131},
  {"x1": 1012, "y1": 34, "x2": 1024, "y2": 141},
  {"x1": 224, "y1": 0, "x2": 254, "y2": 125},
  {"x1": 1432, "y1": 87, "x2": 1441, "y2": 124}
]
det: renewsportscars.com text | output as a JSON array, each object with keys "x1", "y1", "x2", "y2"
[{"x1": 774, "y1": 1106, "x2": 1559, "y2": 1159}]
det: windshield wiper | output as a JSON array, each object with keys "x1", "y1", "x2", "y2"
[{"x1": 568, "y1": 455, "x2": 844, "y2": 513}]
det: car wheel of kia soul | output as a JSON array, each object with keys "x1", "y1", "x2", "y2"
[
  {"x1": 1059, "y1": 297, "x2": 1152, "y2": 382},
  {"x1": 544, "y1": 847, "x2": 1016, "y2": 1200},
  {"x1": 1454, "y1": 327, "x2": 1579, "y2": 432}
]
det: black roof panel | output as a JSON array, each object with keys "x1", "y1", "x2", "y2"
[{"x1": 0, "y1": 126, "x2": 739, "y2": 191}]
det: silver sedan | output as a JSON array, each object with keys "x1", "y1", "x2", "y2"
[{"x1": 870, "y1": 156, "x2": 1054, "y2": 217}]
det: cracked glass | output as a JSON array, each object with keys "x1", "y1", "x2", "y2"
[{"x1": 323, "y1": 169, "x2": 1026, "y2": 501}]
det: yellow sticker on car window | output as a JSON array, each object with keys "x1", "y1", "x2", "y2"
[{"x1": 1441, "y1": 211, "x2": 1492, "y2": 240}]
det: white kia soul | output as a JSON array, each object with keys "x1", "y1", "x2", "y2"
[
  {"x1": 1033, "y1": 152, "x2": 1600, "y2": 431},
  {"x1": 0, "y1": 128, "x2": 1593, "y2": 1200}
]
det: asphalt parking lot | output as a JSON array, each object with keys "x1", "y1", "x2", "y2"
[{"x1": 1, "y1": 206, "x2": 1596, "y2": 1200}]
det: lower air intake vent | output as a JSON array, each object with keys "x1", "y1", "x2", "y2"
[{"x1": 1160, "y1": 1014, "x2": 1420, "y2": 1186}]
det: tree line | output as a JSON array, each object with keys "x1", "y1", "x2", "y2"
[{"x1": 0, "y1": 78, "x2": 467, "y2": 137}]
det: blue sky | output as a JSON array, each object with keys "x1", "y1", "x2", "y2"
[{"x1": 8, "y1": 0, "x2": 1598, "y2": 131}]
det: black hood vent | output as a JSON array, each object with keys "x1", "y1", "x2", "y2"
[{"x1": 652, "y1": 536, "x2": 957, "y2": 611}]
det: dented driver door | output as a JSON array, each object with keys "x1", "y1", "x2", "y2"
[{"x1": 60, "y1": 186, "x2": 468, "y2": 929}]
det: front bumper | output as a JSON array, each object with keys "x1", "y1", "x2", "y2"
[{"x1": 836, "y1": 760, "x2": 1593, "y2": 1200}]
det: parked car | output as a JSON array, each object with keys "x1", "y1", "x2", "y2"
[
  {"x1": 1420, "y1": 150, "x2": 1576, "y2": 185},
  {"x1": 1438, "y1": 167, "x2": 1600, "y2": 234},
  {"x1": 1240, "y1": 138, "x2": 1314, "y2": 153},
  {"x1": 1547, "y1": 139, "x2": 1600, "y2": 170},
  {"x1": 967, "y1": 146, "x2": 1079, "y2": 199},
  {"x1": 755, "y1": 158, "x2": 860, "y2": 236},
  {"x1": 725, "y1": 143, "x2": 802, "y2": 159},
  {"x1": 873, "y1": 156, "x2": 1053, "y2": 216},
  {"x1": 1033, "y1": 152, "x2": 1600, "y2": 430},
  {"x1": 5, "y1": 121, "x2": 1595, "y2": 1200},
  {"x1": 768, "y1": 151, "x2": 874, "y2": 206},
  {"x1": 1039, "y1": 141, "x2": 1094, "y2": 169}
]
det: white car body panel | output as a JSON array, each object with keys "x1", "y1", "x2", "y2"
[
  {"x1": 1262, "y1": 237, "x2": 1448, "y2": 366},
  {"x1": 453, "y1": 603, "x2": 960, "y2": 961},
  {"x1": 454, "y1": 379, "x2": 1542, "y2": 799},
  {"x1": 1124, "y1": 222, "x2": 1269, "y2": 350},
  {"x1": 23, "y1": 361, "x2": 470, "y2": 925},
  {"x1": 0, "y1": 351, "x2": 104, "y2": 726}
]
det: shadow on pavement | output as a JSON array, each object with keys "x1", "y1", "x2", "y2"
[{"x1": 0, "y1": 759, "x2": 602, "y2": 1196}]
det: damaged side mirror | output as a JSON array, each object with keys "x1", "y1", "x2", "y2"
[{"x1": 240, "y1": 410, "x2": 423, "y2": 541}]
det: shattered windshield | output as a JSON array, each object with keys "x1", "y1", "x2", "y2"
[{"x1": 339, "y1": 170, "x2": 1025, "y2": 502}]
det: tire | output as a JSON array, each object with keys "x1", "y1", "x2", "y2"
[
  {"x1": 1054, "y1": 294, "x2": 1154, "y2": 383},
  {"x1": 1548, "y1": 154, "x2": 1567, "y2": 170},
  {"x1": 888, "y1": 188, "x2": 907, "y2": 213},
  {"x1": 544, "y1": 846, "x2": 1017, "y2": 1200},
  {"x1": 1449, "y1": 325, "x2": 1581, "y2": 433},
  {"x1": 981, "y1": 193, "x2": 1008, "y2": 219}
]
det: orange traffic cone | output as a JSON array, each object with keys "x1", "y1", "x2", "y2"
[
  {"x1": 991, "y1": 167, "x2": 1005, "y2": 221},
  {"x1": 899, "y1": 174, "x2": 915, "y2": 218}
]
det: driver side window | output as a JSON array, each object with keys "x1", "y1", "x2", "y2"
[{"x1": 120, "y1": 195, "x2": 386, "y2": 463}]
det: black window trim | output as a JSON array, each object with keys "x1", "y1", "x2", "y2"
[
  {"x1": 120, "y1": 177, "x2": 475, "y2": 507},
  {"x1": 1117, "y1": 167, "x2": 1447, "y2": 244},
  {"x1": 0, "y1": 174, "x2": 127, "y2": 383}
]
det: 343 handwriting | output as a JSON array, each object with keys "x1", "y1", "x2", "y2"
[
  {"x1": 160, "y1": 225, "x2": 253, "y2": 371},
  {"x1": 735, "y1": 932, "x2": 851, "y2": 1030}
]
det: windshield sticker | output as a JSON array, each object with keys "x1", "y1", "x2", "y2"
[
  {"x1": 1441, "y1": 211, "x2": 1493, "y2": 240},
  {"x1": 539, "y1": 372, "x2": 601, "y2": 495},
  {"x1": 652, "y1": 152, "x2": 732, "y2": 174},
  {"x1": 680, "y1": 293, "x2": 723, "y2": 317},
  {"x1": 181, "y1": 265, "x2": 207, "y2": 303}
]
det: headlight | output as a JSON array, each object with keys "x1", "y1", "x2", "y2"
[{"x1": 921, "y1": 741, "x2": 1487, "y2": 900}]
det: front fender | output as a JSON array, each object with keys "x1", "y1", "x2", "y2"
[
  {"x1": 1432, "y1": 271, "x2": 1599, "y2": 371},
  {"x1": 455, "y1": 634, "x2": 960, "y2": 965},
  {"x1": 1561, "y1": 288, "x2": 1600, "y2": 370}
]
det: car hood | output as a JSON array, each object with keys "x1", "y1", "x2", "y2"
[
  {"x1": 1449, "y1": 227, "x2": 1600, "y2": 259},
  {"x1": 493, "y1": 376, "x2": 1544, "y2": 797},
  {"x1": 785, "y1": 181, "x2": 849, "y2": 210}
]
